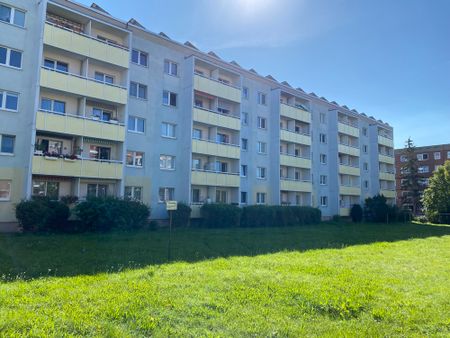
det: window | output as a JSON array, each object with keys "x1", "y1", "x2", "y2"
[
  {"x1": 87, "y1": 184, "x2": 108, "y2": 198},
  {"x1": 0, "y1": 90, "x2": 18, "y2": 111},
  {"x1": 0, "y1": 134, "x2": 15, "y2": 154},
  {"x1": 0, "y1": 180, "x2": 11, "y2": 201},
  {"x1": 216, "y1": 133, "x2": 229, "y2": 144},
  {"x1": 257, "y1": 167, "x2": 266, "y2": 179},
  {"x1": 192, "y1": 158, "x2": 201, "y2": 170},
  {"x1": 418, "y1": 166, "x2": 429, "y2": 173},
  {"x1": 0, "y1": 4, "x2": 25, "y2": 27},
  {"x1": 319, "y1": 113, "x2": 326, "y2": 124},
  {"x1": 240, "y1": 191, "x2": 247, "y2": 204},
  {"x1": 161, "y1": 122, "x2": 176, "y2": 138},
  {"x1": 320, "y1": 196, "x2": 328, "y2": 207},
  {"x1": 241, "y1": 164, "x2": 247, "y2": 177},
  {"x1": 159, "y1": 187, "x2": 174, "y2": 202},
  {"x1": 164, "y1": 60, "x2": 178, "y2": 76},
  {"x1": 126, "y1": 151, "x2": 144, "y2": 167},
  {"x1": 363, "y1": 145, "x2": 368, "y2": 153},
  {"x1": 256, "y1": 192, "x2": 266, "y2": 204},
  {"x1": 131, "y1": 49, "x2": 148, "y2": 67},
  {"x1": 257, "y1": 92, "x2": 267, "y2": 105},
  {"x1": 257, "y1": 141, "x2": 267, "y2": 154},
  {"x1": 400, "y1": 155, "x2": 408, "y2": 162},
  {"x1": 447, "y1": 151, "x2": 450, "y2": 159},
  {"x1": 0, "y1": 46, "x2": 22, "y2": 68},
  {"x1": 241, "y1": 112, "x2": 248, "y2": 125},
  {"x1": 89, "y1": 145, "x2": 110, "y2": 160},
  {"x1": 257, "y1": 116, "x2": 267, "y2": 129},
  {"x1": 44, "y1": 59, "x2": 68, "y2": 73},
  {"x1": 125, "y1": 186, "x2": 142, "y2": 201},
  {"x1": 130, "y1": 82, "x2": 147, "y2": 99},
  {"x1": 128, "y1": 116, "x2": 145, "y2": 133},
  {"x1": 94, "y1": 72, "x2": 114, "y2": 84},
  {"x1": 364, "y1": 180, "x2": 369, "y2": 189},
  {"x1": 192, "y1": 128, "x2": 202, "y2": 140},
  {"x1": 320, "y1": 154, "x2": 327, "y2": 164},
  {"x1": 163, "y1": 90, "x2": 177, "y2": 107},
  {"x1": 243, "y1": 87, "x2": 249, "y2": 99},
  {"x1": 216, "y1": 190, "x2": 227, "y2": 203},
  {"x1": 417, "y1": 153, "x2": 429, "y2": 161},
  {"x1": 192, "y1": 189, "x2": 201, "y2": 203},
  {"x1": 32, "y1": 181, "x2": 59, "y2": 200},
  {"x1": 160, "y1": 155, "x2": 175, "y2": 170},
  {"x1": 319, "y1": 133, "x2": 327, "y2": 143},
  {"x1": 434, "y1": 152, "x2": 441, "y2": 160},
  {"x1": 362, "y1": 127, "x2": 367, "y2": 136},
  {"x1": 40, "y1": 98, "x2": 66, "y2": 114},
  {"x1": 320, "y1": 175, "x2": 327, "y2": 185},
  {"x1": 241, "y1": 138, "x2": 248, "y2": 150},
  {"x1": 363, "y1": 162, "x2": 368, "y2": 171},
  {"x1": 215, "y1": 161, "x2": 228, "y2": 173}
]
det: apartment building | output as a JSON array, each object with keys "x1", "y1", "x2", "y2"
[
  {"x1": 0, "y1": 0, "x2": 395, "y2": 228},
  {"x1": 395, "y1": 143, "x2": 450, "y2": 207}
]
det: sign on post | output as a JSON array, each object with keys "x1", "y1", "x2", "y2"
[{"x1": 166, "y1": 200, "x2": 178, "y2": 211}]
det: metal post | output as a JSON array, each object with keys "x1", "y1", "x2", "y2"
[{"x1": 168, "y1": 210, "x2": 172, "y2": 262}]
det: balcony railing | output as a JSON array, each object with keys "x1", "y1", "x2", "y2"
[
  {"x1": 338, "y1": 141, "x2": 360, "y2": 149},
  {"x1": 280, "y1": 102, "x2": 309, "y2": 112},
  {"x1": 194, "y1": 71, "x2": 241, "y2": 90},
  {"x1": 279, "y1": 151, "x2": 311, "y2": 160},
  {"x1": 338, "y1": 119, "x2": 358, "y2": 128},
  {"x1": 192, "y1": 137, "x2": 240, "y2": 148},
  {"x1": 339, "y1": 162, "x2": 360, "y2": 168},
  {"x1": 192, "y1": 168, "x2": 240, "y2": 176},
  {"x1": 194, "y1": 105, "x2": 240, "y2": 119},
  {"x1": 280, "y1": 127, "x2": 311, "y2": 137},
  {"x1": 39, "y1": 109, "x2": 125, "y2": 126},
  {"x1": 281, "y1": 177, "x2": 312, "y2": 183}
]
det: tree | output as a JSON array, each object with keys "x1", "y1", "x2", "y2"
[
  {"x1": 399, "y1": 138, "x2": 422, "y2": 215},
  {"x1": 364, "y1": 194, "x2": 389, "y2": 222},
  {"x1": 422, "y1": 160, "x2": 450, "y2": 223}
]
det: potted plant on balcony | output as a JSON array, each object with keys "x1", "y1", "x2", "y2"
[
  {"x1": 109, "y1": 118, "x2": 118, "y2": 124},
  {"x1": 44, "y1": 151, "x2": 61, "y2": 160},
  {"x1": 63, "y1": 154, "x2": 78, "y2": 162}
]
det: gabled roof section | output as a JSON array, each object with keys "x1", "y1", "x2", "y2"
[
  {"x1": 281, "y1": 81, "x2": 292, "y2": 88},
  {"x1": 91, "y1": 3, "x2": 110, "y2": 15},
  {"x1": 361, "y1": 113, "x2": 367, "y2": 116},
  {"x1": 296, "y1": 87, "x2": 305, "y2": 93},
  {"x1": 128, "y1": 18, "x2": 145, "y2": 29},
  {"x1": 320, "y1": 97, "x2": 328, "y2": 102},
  {"x1": 309, "y1": 92, "x2": 318, "y2": 97},
  {"x1": 351, "y1": 109, "x2": 358, "y2": 113},
  {"x1": 249, "y1": 68, "x2": 259, "y2": 74},
  {"x1": 207, "y1": 51, "x2": 221, "y2": 59},
  {"x1": 331, "y1": 101, "x2": 338, "y2": 105},
  {"x1": 342, "y1": 105, "x2": 349, "y2": 109},
  {"x1": 265, "y1": 75, "x2": 277, "y2": 82},
  {"x1": 184, "y1": 41, "x2": 198, "y2": 50},
  {"x1": 159, "y1": 32, "x2": 171, "y2": 39},
  {"x1": 230, "y1": 60, "x2": 241, "y2": 68}
]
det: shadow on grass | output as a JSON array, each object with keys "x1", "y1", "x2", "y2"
[{"x1": 0, "y1": 221, "x2": 449, "y2": 280}]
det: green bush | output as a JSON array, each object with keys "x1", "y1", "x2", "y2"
[
  {"x1": 350, "y1": 204, "x2": 363, "y2": 223},
  {"x1": 171, "y1": 202, "x2": 191, "y2": 227},
  {"x1": 240, "y1": 205, "x2": 321, "y2": 227},
  {"x1": 15, "y1": 197, "x2": 70, "y2": 232},
  {"x1": 200, "y1": 203, "x2": 241, "y2": 228},
  {"x1": 364, "y1": 194, "x2": 389, "y2": 223},
  {"x1": 74, "y1": 197, "x2": 150, "y2": 232},
  {"x1": 240, "y1": 205, "x2": 275, "y2": 227}
]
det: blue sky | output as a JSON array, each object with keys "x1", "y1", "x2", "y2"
[{"x1": 78, "y1": 0, "x2": 450, "y2": 149}]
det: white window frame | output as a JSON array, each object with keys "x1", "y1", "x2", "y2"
[
  {"x1": 241, "y1": 164, "x2": 248, "y2": 177},
  {"x1": 131, "y1": 49, "x2": 148, "y2": 67},
  {"x1": 0, "y1": 45, "x2": 22, "y2": 69},
  {"x1": 160, "y1": 154, "x2": 175, "y2": 170},
  {"x1": 130, "y1": 82, "x2": 147, "y2": 100},
  {"x1": 256, "y1": 192, "x2": 266, "y2": 205},
  {"x1": 434, "y1": 152, "x2": 441, "y2": 160},
  {"x1": 241, "y1": 138, "x2": 248, "y2": 151},
  {"x1": 320, "y1": 175, "x2": 327, "y2": 185},
  {"x1": 128, "y1": 116, "x2": 145, "y2": 133},
  {"x1": 319, "y1": 113, "x2": 326, "y2": 124},
  {"x1": 320, "y1": 196, "x2": 328, "y2": 207},
  {"x1": 257, "y1": 141, "x2": 267, "y2": 154},
  {"x1": 126, "y1": 150, "x2": 144, "y2": 167},
  {"x1": 163, "y1": 90, "x2": 177, "y2": 107},
  {"x1": 257, "y1": 92, "x2": 267, "y2": 105},
  {"x1": 0, "y1": 90, "x2": 19, "y2": 112},
  {"x1": 40, "y1": 97, "x2": 66, "y2": 114},
  {"x1": 124, "y1": 186, "x2": 143, "y2": 201},
  {"x1": 164, "y1": 59, "x2": 178, "y2": 76},
  {"x1": 257, "y1": 167, "x2": 267, "y2": 179},
  {"x1": 417, "y1": 153, "x2": 428, "y2": 161},
  {"x1": 257, "y1": 116, "x2": 267, "y2": 129},
  {"x1": 0, "y1": 134, "x2": 15, "y2": 155},
  {"x1": 159, "y1": 187, "x2": 174, "y2": 203},
  {"x1": 241, "y1": 112, "x2": 249, "y2": 125},
  {"x1": 161, "y1": 122, "x2": 176, "y2": 138},
  {"x1": 240, "y1": 191, "x2": 247, "y2": 204},
  {"x1": 0, "y1": 4, "x2": 25, "y2": 27},
  {"x1": 242, "y1": 87, "x2": 249, "y2": 100},
  {"x1": 0, "y1": 179, "x2": 11, "y2": 201},
  {"x1": 319, "y1": 133, "x2": 327, "y2": 143},
  {"x1": 320, "y1": 154, "x2": 327, "y2": 164},
  {"x1": 94, "y1": 71, "x2": 114, "y2": 85},
  {"x1": 362, "y1": 127, "x2": 367, "y2": 136}
]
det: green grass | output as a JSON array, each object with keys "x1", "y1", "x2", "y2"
[{"x1": 1, "y1": 222, "x2": 449, "y2": 336}]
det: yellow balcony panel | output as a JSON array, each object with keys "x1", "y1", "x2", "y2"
[
  {"x1": 380, "y1": 190, "x2": 396, "y2": 198},
  {"x1": 191, "y1": 170, "x2": 240, "y2": 187},
  {"x1": 338, "y1": 122, "x2": 359, "y2": 137},
  {"x1": 338, "y1": 144, "x2": 360, "y2": 157},
  {"x1": 280, "y1": 129, "x2": 311, "y2": 146},
  {"x1": 40, "y1": 68, "x2": 127, "y2": 105},
  {"x1": 378, "y1": 135, "x2": 394, "y2": 147},
  {"x1": 32, "y1": 156, "x2": 122, "y2": 180},
  {"x1": 339, "y1": 208, "x2": 350, "y2": 217},
  {"x1": 36, "y1": 111, "x2": 125, "y2": 142},
  {"x1": 280, "y1": 180, "x2": 312, "y2": 193},
  {"x1": 339, "y1": 165, "x2": 360, "y2": 176},
  {"x1": 339, "y1": 186, "x2": 361, "y2": 196},
  {"x1": 280, "y1": 104, "x2": 311, "y2": 123},
  {"x1": 192, "y1": 139, "x2": 240, "y2": 159},
  {"x1": 190, "y1": 204, "x2": 202, "y2": 218},
  {"x1": 44, "y1": 23, "x2": 129, "y2": 68},
  {"x1": 380, "y1": 172, "x2": 395, "y2": 181},
  {"x1": 193, "y1": 107, "x2": 240, "y2": 131},
  {"x1": 379, "y1": 154, "x2": 395, "y2": 165},
  {"x1": 280, "y1": 154, "x2": 311, "y2": 169},
  {"x1": 194, "y1": 74, "x2": 241, "y2": 103}
]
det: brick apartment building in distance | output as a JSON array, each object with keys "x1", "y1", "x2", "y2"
[
  {"x1": 395, "y1": 143, "x2": 450, "y2": 207},
  {"x1": 0, "y1": 0, "x2": 395, "y2": 229}
]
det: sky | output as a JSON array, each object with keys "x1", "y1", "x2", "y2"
[{"x1": 78, "y1": 0, "x2": 450, "y2": 149}]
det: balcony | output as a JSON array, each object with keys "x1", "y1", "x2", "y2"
[
  {"x1": 380, "y1": 189, "x2": 396, "y2": 198},
  {"x1": 379, "y1": 172, "x2": 395, "y2": 181},
  {"x1": 36, "y1": 111, "x2": 125, "y2": 142},
  {"x1": 191, "y1": 170, "x2": 240, "y2": 187},
  {"x1": 32, "y1": 155, "x2": 123, "y2": 180},
  {"x1": 339, "y1": 164, "x2": 360, "y2": 176},
  {"x1": 193, "y1": 107, "x2": 240, "y2": 131},
  {"x1": 379, "y1": 154, "x2": 395, "y2": 165},
  {"x1": 338, "y1": 122, "x2": 359, "y2": 137},
  {"x1": 339, "y1": 185, "x2": 361, "y2": 196},
  {"x1": 280, "y1": 103, "x2": 311, "y2": 123},
  {"x1": 338, "y1": 143, "x2": 360, "y2": 157},
  {"x1": 40, "y1": 67, "x2": 128, "y2": 105},
  {"x1": 378, "y1": 135, "x2": 394, "y2": 147},
  {"x1": 280, "y1": 154, "x2": 311, "y2": 169},
  {"x1": 192, "y1": 138, "x2": 240, "y2": 159},
  {"x1": 339, "y1": 208, "x2": 350, "y2": 217},
  {"x1": 43, "y1": 22, "x2": 129, "y2": 68},
  {"x1": 194, "y1": 74, "x2": 241, "y2": 103},
  {"x1": 280, "y1": 129, "x2": 311, "y2": 146},
  {"x1": 280, "y1": 179, "x2": 312, "y2": 193}
]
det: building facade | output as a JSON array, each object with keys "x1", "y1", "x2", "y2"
[
  {"x1": 395, "y1": 143, "x2": 450, "y2": 207},
  {"x1": 0, "y1": 0, "x2": 395, "y2": 228}
]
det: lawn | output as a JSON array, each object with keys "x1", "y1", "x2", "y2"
[{"x1": 0, "y1": 222, "x2": 449, "y2": 336}]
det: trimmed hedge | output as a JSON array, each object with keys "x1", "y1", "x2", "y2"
[
  {"x1": 74, "y1": 197, "x2": 150, "y2": 232},
  {"x1": 15, "y1": 197, "x2": 70, "y2": 232},
  {"x1": 200, "y1": 203, "x2": 242, "y2": 228},
  {"x1": 171, "y1": 202, "x2": 192, "y2": 227},
  {"x1": 241, "y1": 206, "x2": 321, "y2": 227},
  {"x1": 350, "y1": 204, "x2": 363, "y2": 223}
]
